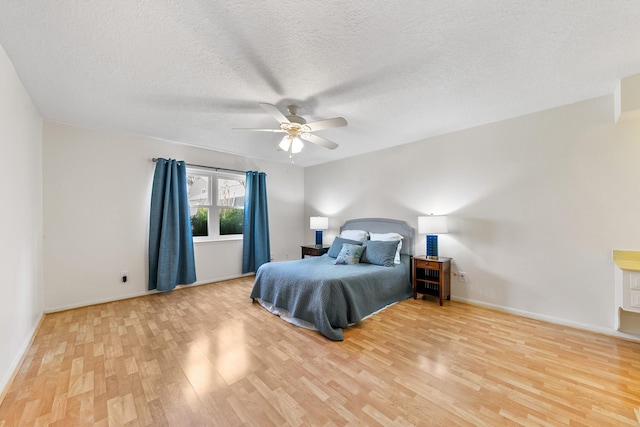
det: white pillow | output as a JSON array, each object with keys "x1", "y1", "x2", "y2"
[
  {"x1": 340, "y1": 229, "x2": 369, "y2": 242},
  {"x1": 369, "y1": 232, "x2": 403, "y2": 264}
]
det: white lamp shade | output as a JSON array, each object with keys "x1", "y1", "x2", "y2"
[
  {"x1": 291, "y1": 137, "x2": 303, "y2": 153},
  {"x1": 279, "y1": 136, "x2": 304, "y2": 153},
  {"x1": 418, "y1": 215, "x2": 448, "y2": 234},
  {"x1": 278, "y1": 136, "x2": 291, "y2": 151},
  {"x1": 310, "y1": 216, "x2": 329, "y2": 230}
]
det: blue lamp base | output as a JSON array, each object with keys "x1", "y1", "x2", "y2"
[
  {"x1": 426, "y1": 235, "x2": 438, "y2": 258},
  {"x1": 315, "y1": 230, "x2": 323, "y2": 247}
]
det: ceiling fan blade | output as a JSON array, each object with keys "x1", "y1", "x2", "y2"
[
  {"x1": 259, "y1": 103, "x2": 290, "y2": 124},
  {"x1": 305, "y1": 117, "x2": 347, "y2": 131},
  {"x1": 300, "y1": 133, "x2": 339, "y2": 150},
  {"x1": 232, "y1": 128, "x2": 285, "y2": 132}
]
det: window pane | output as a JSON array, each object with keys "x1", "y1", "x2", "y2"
[
  {"x1": 220, "y1": 208, "x2": 243, "y2": 235},
  {"x1": 186, "y1": 168, "x2": 245, "y2": 239},
  {"x1": 218, "y1": 178, "x2": 245, "y2": 208},
  {"x1": 191, "y1": 207, "x2": 209, "y2": 237},
  {"x1": 187, "y1": 175, "x2": 210, "y2": 205}
]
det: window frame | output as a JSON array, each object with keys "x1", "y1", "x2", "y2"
[{"x1": 186, "y1": 167, "x2": 245, "y2": 242}]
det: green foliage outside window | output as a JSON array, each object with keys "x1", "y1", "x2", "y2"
[
  {"x1": 191, "y1": 207, "x2": 208, "y2": 237},
  {"x1": 220, "y1": 208, "x2": 244, "y2": 235}
]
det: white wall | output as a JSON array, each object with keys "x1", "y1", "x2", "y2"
[
  {"x1": 305, "y1": 94, "x2": 640, "y2": 335},
  {"x1": 43, "y1": 123, "x2": 304, "y2": 311},
  {"x1": 0, "y1": 44, "x2": 43, "y2": 393}
]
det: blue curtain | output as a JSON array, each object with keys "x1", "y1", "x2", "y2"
[
  {"x1": 242, "y1": 171, "x2": 271, "y2": 273},
  {"x1": 148, "y1": 158, "x2": 196, "y2": 291}
]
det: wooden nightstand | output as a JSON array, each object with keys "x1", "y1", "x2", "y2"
[
  {"x1": 412, "y1": 256, "x2": 451, "y2": 305},
  {"x1": 301, "y1": 245, "x2": 330, "y2": 258}
]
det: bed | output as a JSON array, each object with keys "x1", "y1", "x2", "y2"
[{"x1": 250, "y1": 218, "x2": 414, "y2": 340}]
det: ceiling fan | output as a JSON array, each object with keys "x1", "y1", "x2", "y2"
[{"x1": 234, "y1": 103, "x2": 347, "y2": 159}]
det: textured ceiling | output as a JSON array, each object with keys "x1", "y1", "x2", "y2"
[{"x1": 1, "y1": 1, "x2": 640, "y2": 167}]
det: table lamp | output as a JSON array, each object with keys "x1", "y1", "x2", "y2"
[
  {"x1": 418, "y1": 215, "x2": 448, "y2": 258},
  {"x1": 310, "y1": 216, "x2": 329, "y2": 247}
]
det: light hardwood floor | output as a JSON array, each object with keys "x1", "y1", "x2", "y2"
[{"x1": 1, "y1": 276, "x2": 640, "y2": 426}]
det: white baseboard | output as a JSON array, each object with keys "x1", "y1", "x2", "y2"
[
  {"x1": 0, "y1": 312, "x2": 45, "y2": 405},
  {"x1": 453, "y1": 296, "x2": 640, "y2": 343}
]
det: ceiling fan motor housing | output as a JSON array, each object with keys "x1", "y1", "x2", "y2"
[
  {"x1": 286, "y1": 115, "x2": 306, "y2": 124},
  {"x1": 285, "y1": 105, "x2": 306, "y2": 124}
]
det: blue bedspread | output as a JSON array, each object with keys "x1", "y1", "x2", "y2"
[{"x1": 250, "y1": 255, "x2": 412, "y2": 340}]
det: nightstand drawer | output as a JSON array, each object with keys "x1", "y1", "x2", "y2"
[{"x1": 414, "y1": 259, "x2": 440, "y2": 270}]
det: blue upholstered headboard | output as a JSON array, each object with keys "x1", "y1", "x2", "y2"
[{"x1": 340, "y1": 218, "x2": 414, "y2": 256}]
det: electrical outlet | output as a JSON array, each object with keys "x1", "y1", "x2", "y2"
[
  {"x1": 121, "y1": 271, "x2": 128, "y2": 283},
  {"x1": 458, "y1": 271, "x2": 466, "y2": 283}
]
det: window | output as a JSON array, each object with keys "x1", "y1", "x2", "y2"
[{"x1": 187, "y1": 168, "x2": 245, "y2": 239}]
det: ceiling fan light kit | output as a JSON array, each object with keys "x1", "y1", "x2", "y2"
[
  {"x1": 234, "y1": 103, "x2": 347, "y2": 161},
  {"x1": 279, "y1": 135, "x2": 304, "y2": 154}
]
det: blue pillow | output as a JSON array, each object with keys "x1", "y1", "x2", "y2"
[
  {"x1": 360, "y1": 240, "x2": 398, "y2": 267},
  {"x1": 328, "y1": 237, "x2": 362, "y2": 258},
  {"x1": 335, "y1": 244, "x2": 365, "y2": 265}
]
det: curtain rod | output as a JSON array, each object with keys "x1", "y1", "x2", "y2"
[{"x1": 152, "y1": 158, "x2": 247, "y2": 175}]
